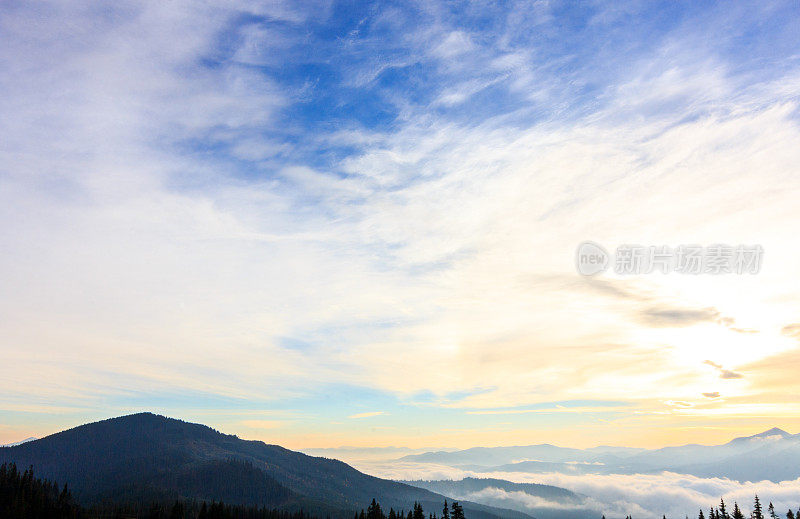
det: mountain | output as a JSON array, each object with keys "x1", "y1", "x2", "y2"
[
  {"x1": 401, "y1": 478, "x2": 592, "y2": 519},
  {"x1": 0, "y1": 413, "x2": 533, "y2": 519},
  {"x1": 731, "y1": 427, "x2": 791, "y2": 441},
  {"x1": 0, "y1": 437, "x2": 37, "y2": 447},
  {"x1": 400, "y1": 428, "x2": 800, "y2": 483},
  {"x1": 615, "y1": 428, "x2": 800, "y2": 481},
  {"x1": 400, "y1": 445, "x2": 598, "y2": 466}
]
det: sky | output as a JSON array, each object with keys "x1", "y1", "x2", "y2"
[{"x1": 1, "y1": 0, "x2": 800, "y2": 450}]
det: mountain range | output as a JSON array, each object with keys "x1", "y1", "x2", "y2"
[
  {"x1": 400, "y1": 478, "x2": 592, "y2": 519},
  {"x1": 0, "y1": 413, "x2": 532, "y2": 519},
  {"x1": 400, "y1": 427, "x2": 800, "y2": 482}
]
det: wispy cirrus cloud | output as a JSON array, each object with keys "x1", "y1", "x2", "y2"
[
  {"x1": 1, "y1": 0, "x2": 800, "y2": 447},
  {"x1": 349, "y1": 412, "x2": 386, "y2": 419}
]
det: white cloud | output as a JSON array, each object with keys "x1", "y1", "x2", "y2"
[
  {"x1": 346, "y1": 459, "x2": 800, "y2": 519},
  {"x1": 431, "y1": 31, "x2": 476, "y2": 59},
  {"x1": 1, "y1": 0, "x2": 800, "y2": 444}
]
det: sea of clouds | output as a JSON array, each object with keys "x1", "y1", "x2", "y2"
[{"x1": 352, "y1": 460, "x2": 800, "y2": 519}]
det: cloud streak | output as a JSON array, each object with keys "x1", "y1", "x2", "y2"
[{"x1": 349, "y1": 412, "x2": 386, "y2": 419}]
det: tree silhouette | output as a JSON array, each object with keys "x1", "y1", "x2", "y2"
[
  {"x1": 754, "y1": 496, "x2": 764, "y2": 519},
  {"x1": 720, "y1": 499, "x2": 730, "y2": 519}
]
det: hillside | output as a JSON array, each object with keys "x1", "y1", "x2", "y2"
[{"x1": 0, "y1": 413, "x2": 532, "y2": 519}]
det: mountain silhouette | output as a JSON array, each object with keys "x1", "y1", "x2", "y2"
[
  {"x1": 401, "y1": 427, "x2": 800, "y2": 483},
  {"x1": 0, "y1": 413, "x2": 532, "y2": 519}
]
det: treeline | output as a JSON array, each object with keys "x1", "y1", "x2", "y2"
[
  {"x1": 1, "y1": 463, "x2": 461, "y2": 519},
  {"x1": 608, "y1": 495, "x2": 800, "y2": 519},
  {"x1": 703, "y1": 496, "x2": 794, "y2": 519},
  {"x1": 0, "y1": 461, "x2": 312, "y2": 519},
  {"x1": 352, "y1": 499, "x2": 465, "y2": 519},
  {"x1": 87, "y1": 501, "x2": 316, "y2": 519},
  {"x1": 0, "y1": 462, "x2": 81, "y2": 518}
]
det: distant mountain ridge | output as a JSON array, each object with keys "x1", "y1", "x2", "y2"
[
  {"x1": 400, "y1": 428, "x2": 800, "y2": 482},
  {"x1": 0, "y1": 413, "x2": 533, "y2": 519},
  {"x1": 400, "y1": 478, "x2": 592, "y2": 519},
  {"x1": 0, "y1": 437, "x2": 37, "y2": 447}
]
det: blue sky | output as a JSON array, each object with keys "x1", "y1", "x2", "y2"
[{"x1": 1, "y1": 0, "x2": 800, "y2": 449}]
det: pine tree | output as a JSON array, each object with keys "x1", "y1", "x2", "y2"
[
  {"x1": 769, "y1": 503, "x2": 777, "y2": 519},
  {"x1": 754, "y1": 496, "x2": 764, "y2": 519},
  {"x1": 451, "y1": 501, "x2": 465, "y2": 519},
  {"x1": 442, "y1": 500, "x2": 450, "y2": 519},
  {"x1": 170, "y1": 500, "x2": 185, "y2": 519},
  {"x1": 700, "y1": 509, "x2": 706, "y2": 519},
  {"x1": 787, "y1": 510, "x2": 795, "y2": 519},
  {"x1": 367, "y1": 499, "x2": 384, "y2": 519},
  {"x1": 389, "y1": 508, "x2": 397, "y2": 519},
  {"x1": 733, "y1": 503, "x2": 745, "y2": 519},
  {"x1": 720, "y1": 500, "x2": 730, "y2": 519},
  {"x1": 413, "y1": 502, "x2": 425, "y2": 519}
]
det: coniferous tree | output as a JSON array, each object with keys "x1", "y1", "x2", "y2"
[
  {"x1": 754, "y1": 496, "x2": 764, "y2": 519},
  {"x1": 769, "y1": 503, "x2": 777, "y2": 519},
  {"x1": 413, "y1": 502, "x2": 425, "y2": 519},
  {"x1": 700, "y1": 509, "x2": 706, "y2": 519},
  {"x1": 389, "y1": 508, "x2": 397, "y2": 519},
  {"x1": 720, "y1": 499, "x2": 730, "y2": 519},
  {"x1": 442, "y1": 500, "x2": 450, "y2": 519},
  {"x1": 169, "y1": 500, "x2": 185, "y2": 519},
  {"x1": 450, "y1": 501, "x2": 465, "y2": 519},
  {"x1": 733, "y1": 503, "x2": 745, "y2": 519},
  {"x1": 786, "y1": 510, "x2": 795, "y2": 519},
  {"x1": 0, "y1": 463, "x2": 82, "y2": 519},
  {"x1": 367, "y1": 499, "x2": 385, "y2": 519}
]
